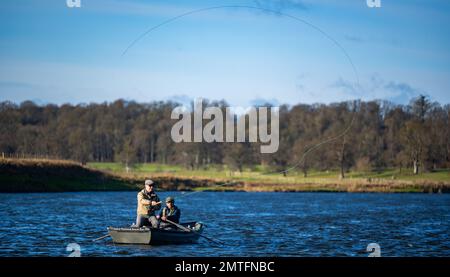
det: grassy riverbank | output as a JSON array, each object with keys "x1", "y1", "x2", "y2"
[
  {"x1": 0, "y1": 158, "x2": 239, "y2": 192},
  {"x1": 1, "y1": 159, "x2": 449, "y2": 193},
  {"x1": 0, "y1": 158, "x2": 136, "y2": 192},
  {"x1": 87, "y1": 162, "x2": 450, "y2": 193}
]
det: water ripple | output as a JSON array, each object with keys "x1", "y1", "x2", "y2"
[{"x1": 0, "y1": 192, "x2": 449, "y2": 256}]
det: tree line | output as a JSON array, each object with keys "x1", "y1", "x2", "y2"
[{"x1": 0, "y1": 95, "x2": 448, "y2": 176}]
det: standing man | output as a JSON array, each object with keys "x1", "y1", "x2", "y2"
[{"x1": 136, "y1": 179, "x2": 161, "y2": 228}]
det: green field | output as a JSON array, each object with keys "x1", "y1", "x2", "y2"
[
  {"x1": 1, "y1": 159, "x2": 449, "y2": 193},
  {"x1": 87, "y1": 162, "x2": 450, "y2": 184}
]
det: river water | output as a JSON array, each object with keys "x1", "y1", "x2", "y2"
[{"x1": 0, "y1": 191, "x2": 449, "y2": 257}]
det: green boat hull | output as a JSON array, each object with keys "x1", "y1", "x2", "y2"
[{"x1": 107, "y1": 222, "x2": 204, "y2": 245}]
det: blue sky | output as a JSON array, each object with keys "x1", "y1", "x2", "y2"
[{"x1": 0, "y1": 0, "x2": 449, "y2": 107}]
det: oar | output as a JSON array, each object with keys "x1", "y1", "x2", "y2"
[
  {"x1": 93, "y1": 234, "x2": 110, "y2": 242},
  {"x1": 163, "y1": 219, "x2": 224, "y2": 246}
]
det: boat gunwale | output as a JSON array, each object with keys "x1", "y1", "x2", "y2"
[{"x1": 107, "y1": 222, "x2": 203, "y2": 234}]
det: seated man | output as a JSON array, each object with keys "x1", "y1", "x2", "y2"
[{"x1": 158, "y1": 196, "x2": 181, "y2": 229}]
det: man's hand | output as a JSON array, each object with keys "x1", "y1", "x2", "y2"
[
  {"x1": 161, "y1": 216, "x2": 167, "y2": 221},
  {"x1": 151, "y1": 201, "x2": 157, "y2": 206}
]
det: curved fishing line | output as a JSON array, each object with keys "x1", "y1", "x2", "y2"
[
  {"x1": 262, "y1": 100, "x2": 357, "y2": 176},
  {"x1": 120, "y1": 5, "x2": 360, "y2": 197},
  {"x1": 122, "y1": 4, "x2": 361, "y2": 86}
]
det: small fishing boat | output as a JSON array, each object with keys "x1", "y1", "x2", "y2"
[{"x1": 107, "y1": 222, "x2": 204, "y2": 245}]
